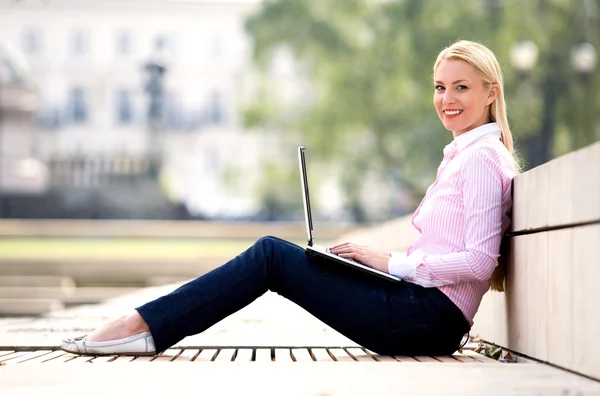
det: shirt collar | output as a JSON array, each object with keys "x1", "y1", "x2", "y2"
[{"x1": 443, "y1": 122, "x2": 501, "y2": 158}]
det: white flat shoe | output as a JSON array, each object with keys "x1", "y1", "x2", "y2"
[{"x1": 60, "y1": 331, "x2": 156, "y2": 356}]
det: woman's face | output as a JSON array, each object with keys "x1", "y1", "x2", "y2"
[{"x1": 433, "y1": 59, "x2": 498, "y2": 138}]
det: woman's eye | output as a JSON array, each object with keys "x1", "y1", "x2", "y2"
[
  {"x1": 435, "y1": 85, "x2": 445, "y2": 91},
  {"x1": 457, "y1": 85, "x2": 468, "y2": 90}
]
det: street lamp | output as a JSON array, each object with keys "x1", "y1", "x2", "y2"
[
  {"x1": 570, "y1": 42, "x2": 597, "y2": 73},
  {"x1": 510, "y1": 40, "x2": 539, "y2": 72}
]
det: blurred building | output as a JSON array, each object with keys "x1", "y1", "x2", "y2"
[
  {"x1": 0, "y1": 40, "x2": 48, "y2": 206},
  {"x1": 0, "y1": 0, "x2": 281, "y2": 218}
]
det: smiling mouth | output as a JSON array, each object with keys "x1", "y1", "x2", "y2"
[{"x1": 443, "y1": 110, "x2": 463, "y2": 117}]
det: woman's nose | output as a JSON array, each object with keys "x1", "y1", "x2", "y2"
[{"x1": 443, "y1": 91, "x2": 455, "y2": 104}]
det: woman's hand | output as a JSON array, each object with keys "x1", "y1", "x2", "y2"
[{"x1": 329, "y1": 242, "x2": 391, "y2": 273}]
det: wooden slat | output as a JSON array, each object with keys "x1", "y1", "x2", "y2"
[
  {"x1": 412, "y1": 356, "x2": 438, "y2": 363},
  {"x1": 233, "y1": 348, "x2": 253, "y2": 362},
  {"x1": 254, "y1": 348, "x2": 272, "y2": 362},
  {"x1": 151, "y1": 349, "x2": 181, "y2": 362},
  {"x1": 4, "y1": 350, "x2": 54, "y2": 364},
  {"x1": 328, "y1": 348, "x2": 355, "y2": 362},
  {"x1": 46, "y1": 352, "x2": 80, "y2": 363},
  {"x1": 0, "y1": 350, "x2": 16, "y2": 358},
  {"x1": 174, "y1": 349, "x2": 200, "y2": 362},
  {"x1": 89, "y1": 356, "x2": 118, "y2": 363},
  {"x1": 130, "y1": 356, "x2": 155, "y2": 362},
  {"x1": 434, "y1": 356, "x2": 459, "y2": 363},
  {"x1": 194, "y1": 349, "x2": 218, "y2": 362},
  {"x1": 110, "y1": 355, "x2": 136, "y2": 363},
  {"x1": 346, "y1": 348, "x2": 376, "y2": 362},
  {"x1": 393, "y1": 356, "x2": 418, "y2": 362},
  {"x1": 213, "y1": 348, "x2": 235, "y2": 362},
  {"x1": 371, "y1": 354, "x2": 397, "y2": 362},
  {"x1": 65, "y1": 355, "x2": 96, "y2": 363},
  {"x1": 290, "y1": 348, "x2": 313, "y2": 362},
  {"x1": 0, "y1": 351, "x2": 30, "y2": 363},
  {"x1": 38, "y1": 350, "x2": 69, "y2": 363},
  {"x1": 311, "y1": 348, "x2": 334, "y2": 362},
  {"x1": 274, "y1": 348, "x2": 293, "y2": 362}
]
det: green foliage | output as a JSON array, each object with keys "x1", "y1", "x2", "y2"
[{"x1": 243, "y1": 0, "x2": 600, "y2": 221}]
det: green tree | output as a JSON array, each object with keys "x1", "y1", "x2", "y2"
[{"x1": 243, "y1": 0, "x2": 600, "y2": 221}]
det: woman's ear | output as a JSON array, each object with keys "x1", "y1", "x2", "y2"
[{"x1": 486, "y1": 83, "x2": 500, "y2": 106}]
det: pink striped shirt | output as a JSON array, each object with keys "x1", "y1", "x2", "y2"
[{"x1": 388, "y1": 122, "x2": 516, "y2": 326}]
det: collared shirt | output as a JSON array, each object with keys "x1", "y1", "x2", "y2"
[{"x1": 388, "y1": 122, "x2": 516, "y2": 325}]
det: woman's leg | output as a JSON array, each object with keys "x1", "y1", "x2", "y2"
[{"x1": 134, "y1": 236, "x2": 468, "y2": 355}]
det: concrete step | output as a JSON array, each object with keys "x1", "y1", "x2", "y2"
[
  {"x1": 0, "y1": 275, "x2": 76, "y2": 288},
  {"x1": 0, "y1": 298, "x2": 64, "y2": 316},
  {"x1": 0, "y1": 287, "x2": 140, "y2": 305}
]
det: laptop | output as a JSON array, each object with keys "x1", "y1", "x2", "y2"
[{"x1": 298, "y1": 146, "x2": 401, "y2": 283}]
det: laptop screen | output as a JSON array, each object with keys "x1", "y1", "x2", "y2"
[{"x1": 298, "y1": 146, "x2": 314, "y2": 246}]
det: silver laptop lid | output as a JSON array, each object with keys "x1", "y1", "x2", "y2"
[{"x1": 298, "y1": 146, "x2": 314, "y2": 246}]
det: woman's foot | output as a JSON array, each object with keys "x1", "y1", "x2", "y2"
[
  {"x1": 86, "y1": 311, "x2": 150, "y2": 342},
  {"x1": 60, "y1": 310, "x2": 156, "y2": 356}
]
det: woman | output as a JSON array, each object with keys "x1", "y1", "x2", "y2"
[{"x1": 61, "y1": 40, "x2": 518, "y2": 357}]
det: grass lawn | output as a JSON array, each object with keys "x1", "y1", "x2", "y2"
[{"x1": 0, "y1": 238, "x2": 295, "y2": 260}]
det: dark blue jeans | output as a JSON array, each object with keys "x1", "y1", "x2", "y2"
[{"x1": 136, "y1": 236, "x2": 469, "y2": 356}]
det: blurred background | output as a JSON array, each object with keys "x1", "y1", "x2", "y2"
[{"x1": 0, "y1": 0, "x2": 597, "y2": 317}]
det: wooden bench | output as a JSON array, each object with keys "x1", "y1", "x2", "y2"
[{"x1": 2, "y1": 288, "x2": 599, "y2": 394}]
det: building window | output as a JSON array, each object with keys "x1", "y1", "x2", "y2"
[
  {"x1": 70, "y1": 29, "x2": 90, "y2": 55},
  {"x1": 22, "y1": 27, "x2": 43, "y2": 54},
  {"x1": 163, "y1": 91, "x2": 183, "y2": 129},
  {"x1": 116, "y1": 31, "x2": 132, "y2": 56},
  {"x1": 209, "y1": 91, "x2": 223, "y2": 124},
  {"x1": 68, "y1": 87, "x2": 88, "y2": 123},
  {"x1": 153, "y1": 34, "x2": 175, "y2": 57},
  {"x1": 116, "y1": 89, "x2": 133, "y2": 124}
]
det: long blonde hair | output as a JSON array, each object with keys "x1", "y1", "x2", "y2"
[{"x1": 434, "y1": 40, "x2": 519, "y2": 291}]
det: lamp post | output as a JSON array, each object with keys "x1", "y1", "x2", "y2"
[
  {"x1": 510, "y1": 41, "x2": 542, "y2": 167},
  {"x1": 144, "y1": 53, "x2": 167, "y2": 181},
  {"x1": 570, "y1": 42, "x2": 597, "y2": 149}
]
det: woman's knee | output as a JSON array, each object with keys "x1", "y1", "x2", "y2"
[{"x1": 255, "y1": 235, "x2": 289, "y2": 253}]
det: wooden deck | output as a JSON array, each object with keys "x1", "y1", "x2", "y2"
[{"x1": 1, "y1": 282, "x2": 599, "y2": 395}]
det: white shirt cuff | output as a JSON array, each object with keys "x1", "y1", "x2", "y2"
[{"x1": 388, "y1": 250, "x2": 422, "y2": 279}]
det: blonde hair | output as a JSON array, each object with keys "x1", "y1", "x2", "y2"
[{"x1": 434, "y1": 40, "x2": 519, "y2": 291}]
